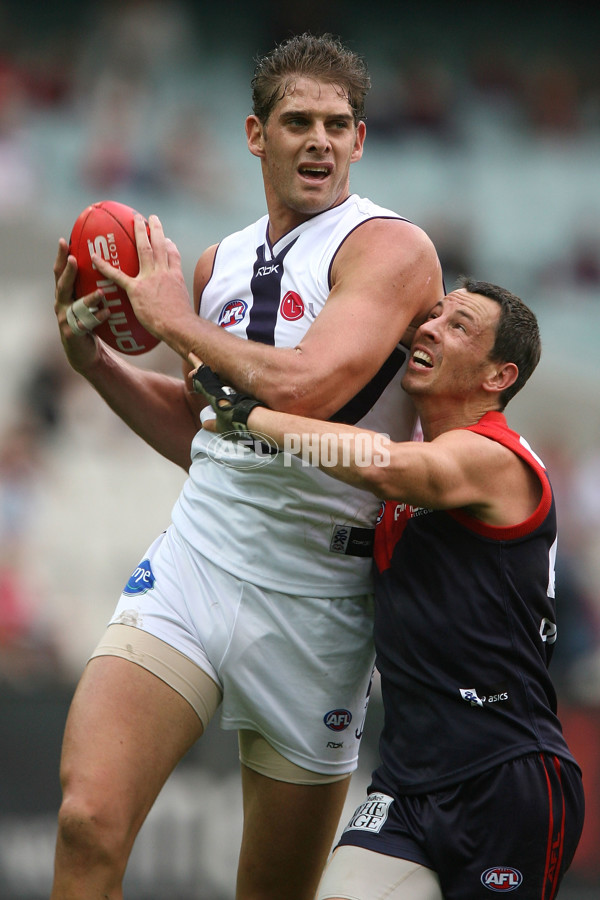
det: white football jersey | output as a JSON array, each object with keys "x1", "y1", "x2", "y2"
[{"x1": 172, "y1": 195, "x2": 417, "y2": 596}]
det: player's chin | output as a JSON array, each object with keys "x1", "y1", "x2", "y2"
[
  {"x1": 401, "y1": 370, "x2": 431, "y2": 394},
  {"x1": 294, "y1": 192, "x2": 338, "y2": 217}
]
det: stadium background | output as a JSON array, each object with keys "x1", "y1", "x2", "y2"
[{"x1": 1, "y1": 1, "x2": 599, "y2": 896}]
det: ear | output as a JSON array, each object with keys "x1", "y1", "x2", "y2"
[
  {"x1": 351, "y1": 120, "x2": 366, "y2": 163},
  {"x1": 483, "y1": 361, "x2": 519, "y2": 395},
  {"x1": 246, "y1": 115, "x2": 266, "y2": 159}
]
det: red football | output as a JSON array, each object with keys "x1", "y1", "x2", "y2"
[{"x1": 69, "y1": 200, "x2": 160, "y2": 355}]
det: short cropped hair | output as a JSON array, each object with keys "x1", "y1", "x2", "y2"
[
  {"x1": 251, "y1": 32, "x2": 371, "y2": 125},
  {"x1": 459, "y1": 276, "x2": 541, "y2": 409}
]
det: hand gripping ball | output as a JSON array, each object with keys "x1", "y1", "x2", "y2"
[{"x1": 69, "y1": 200, "x2": 160, "y2": 355}]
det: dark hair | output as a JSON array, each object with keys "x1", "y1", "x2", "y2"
[
  {"x1": 251, "y1": 32, "x2": 371, "y2": 125},
  {"x1": 458, "y1": 276, "x2": 541, "y2": 409}
]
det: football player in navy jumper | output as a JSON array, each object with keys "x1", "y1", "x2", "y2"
[{"x1": 196, "y1": 276, "x2": 585, "y2": 900}]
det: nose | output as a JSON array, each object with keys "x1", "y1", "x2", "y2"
[
  {"x1": 416, "y1": 316, "x2": 440, "y2": 342},
  {"x1": 307, "y1": 121, "x2": 331, "y2": 153}
]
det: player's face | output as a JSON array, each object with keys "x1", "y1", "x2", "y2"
[
  {"x1": 403, "y1": 289, "x2": 501, "y2": 399},
  {"x1": 246, "y1": 77, "x2": 365, "y2": 233}
]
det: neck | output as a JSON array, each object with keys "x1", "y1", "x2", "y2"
[
  {"x1": 264, "y1": 180, "x2": 351, "y2": 244},
  {"x1": 267, "y1": 209, "x2": 313, "y2": 245},
  {"x1": 416, "y1": 397, "x2": 500, "y2": 442}
]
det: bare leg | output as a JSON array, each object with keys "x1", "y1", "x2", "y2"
[
  {"x1": 316, "y1": 846, "x2": 443, "y2": 900},
  {"x1": 236, "y1": 764, "x2": 351, "y2": 900},
  {"x1": 51, "y1": 655, "x2": 204, "y2": 899}
]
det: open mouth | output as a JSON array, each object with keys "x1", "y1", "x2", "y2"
[
  {"x1": 298, "y1": 165, "x2": 330, "y2": 181},
  {"x1": 412, "y1": 349, "x2": 434, "y2": 368}
]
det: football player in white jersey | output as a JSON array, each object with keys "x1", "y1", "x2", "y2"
[{"x1": 52, "y1": 33, "x2": 443, "y2": 900}]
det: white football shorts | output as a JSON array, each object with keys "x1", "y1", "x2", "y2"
[{"x1": 102, "y1": 525, "x2": 376, "y2": 776}]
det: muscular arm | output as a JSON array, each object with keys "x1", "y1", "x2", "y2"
[
  {"x1": 57, "y1": 209, "x2": 440, "y2": 466},
  {"x1": 241, "y1": 408, "x2": 542, "y2": 526},
  {"x1": 53, "y1": 238, "x2": 201, "y2": 470},
  {"x1": 93, "y1": 214, "x2": 443, "y2": 419},
  {"x1": 79, "y1": 348, "x2": 200, "y2": 471}
]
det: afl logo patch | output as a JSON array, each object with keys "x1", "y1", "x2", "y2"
[
  {"x1": 123, "y1": 559, "x2": 155, "y2": 596},
  {"x1": 218, "y1": 299, "x2": 248, "y2": 328},
  {"x1": 376, "y1": 501, "x2": 386, "y2": 524},
  {"x1": 481, "y1": 867, "x2": 523, "y2": 892},
  {"x1": 324, "y1": 709, "x2": 352, "y2": 732},
  {"x1": 280, "y1": 291, "x2": 304, "y2": 321}
]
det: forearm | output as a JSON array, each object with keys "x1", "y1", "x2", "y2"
[
  {"x1": 184, "y1": 315, "x2": 386, "y2": 422},
  {"x1": 246, "y1": 408, "x2": 505, "y2": 514},
  {"x1": 247, "y1": 406, "x2": 394, "y2": 494},
  {"x1": 176, "y1": 315, "x2": 311, "y2": 414},
  {"x1": 82, "y1": 345, "x2": 199, "y2": 470}
]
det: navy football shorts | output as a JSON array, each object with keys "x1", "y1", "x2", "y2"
[{"x1": 336, "y1": 753, "x2": 584, "y2": 899}]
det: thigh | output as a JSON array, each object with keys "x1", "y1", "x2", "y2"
[
  {"x1": 59, "y1": 655, "x2": 204, "y2": 840},
  {"x1": 236, "y1": 764, "x2": 351, "y2": 900},
  {"x1": 316, "y1": 846, "x2": 443, "y2": 900},
  {"x1": 90, "y1": 623, "x2": 222, "y2": 729}
]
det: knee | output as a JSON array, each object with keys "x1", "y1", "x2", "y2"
[{"x1": 56, "y1": 793, "x2": 129, "y2": 870}]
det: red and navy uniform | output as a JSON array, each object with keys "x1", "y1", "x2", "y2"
[{"x1": 338, "y1": 412, "x2": 584, "y2": 899}]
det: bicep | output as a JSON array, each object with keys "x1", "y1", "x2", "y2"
[
  {"x1": 380, "y1": 432, "x2": 504, "y2": 511},
  {"x1": 193, "y1": 244, "x2": 219, "y2": 314},
  {"x1": 287, "y1": 220, "x2": 443, "y2": 417}
]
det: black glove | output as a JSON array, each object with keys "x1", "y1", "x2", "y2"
[{"x1": 192, "y1": 364, "x2": 265, "y2": 438}]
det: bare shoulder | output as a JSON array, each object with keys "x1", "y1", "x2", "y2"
[
  {"x1": 331, "y1": 216, "x2": 443, "y2": 320},
  {"x1": 335, "y1": 217, "x2": 439, "y2": 270},
  {"x1": 431, "y1": 428, "x2": 542, "y2": 524},
  {"x1": 192, "y1": 244, "x2": 219, "y2": 311},
  {"x1": 433, "y1": 427, "x2": 517, "y2": 468}
]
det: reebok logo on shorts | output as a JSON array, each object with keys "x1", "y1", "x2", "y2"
[
  {"x1": 343, "y1": 793, "x2": 393, "y2": 834},
  {"x1": 123, "y1": 558, "x2": 156, "y2": 596}
]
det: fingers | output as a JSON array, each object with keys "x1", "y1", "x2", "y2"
[
  {"x1": 134, "y1": 213, "x2": 169, "y2": 271},
  {"x1": 145, "y1": 214, "x2": 168, "y2": 268},
  {"x1": 66, "y1": 294, "x2": 109, "y2": 336},
  {"x1": 90, "y1": 213, "x2": 176, "y2": 285},
  {"x1": 133, "y1": 212, "x2": 157, "y2": 272},
  {"x1": 62, "y1": 289, "x2": 107, "y2": 334},
  {"x1": 142, "y1": 214, "x2": 180, "y2": 270},
  {"x1": 54, "y1": 239, "x2": 109, "y2": 335},
  {"x1": 53, "y1": 237, "x2": 70, "y2": 284},
  {"x1": 54, "y1": 239, "x2": 78, "y2": 309},
  {"x1": 91, "y1": 250, "x2": 132, "y2": 289},
  {"x1": 188, "y1": 351, "x2": 203, "y2": 371},
  {"x1": 53, "y1": 242, "x2": 109, "y2": 373},
  {"x1": 165, "y1": 237, "x2": 181, "y2": 270}
]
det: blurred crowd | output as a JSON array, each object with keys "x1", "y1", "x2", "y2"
[{"x1": 0, "y1": 0, "x2": 599, "y2": 706}]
